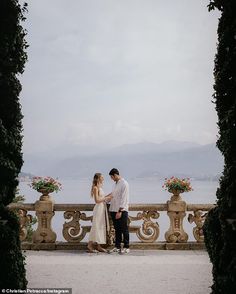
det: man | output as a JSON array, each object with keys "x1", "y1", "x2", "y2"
[{"x1": 109, "y1": 168, "x2": 130, "y2": 253}]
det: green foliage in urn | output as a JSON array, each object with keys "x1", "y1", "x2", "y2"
[
  {"x1": 0, "y1": 0, "x2": 28, "y2": 289},
  {"x1": 203, "y1": 0, "x2": 236, "y2": 293}
]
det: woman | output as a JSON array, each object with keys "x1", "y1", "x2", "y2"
[{"x1": 87, "y1": 173, "x2": 112, "y2": 253}]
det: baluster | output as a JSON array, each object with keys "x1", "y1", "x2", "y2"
[
  {"x1": 17, "y1": 209, "x2": 32, "y2": 241},
  {"x1": 63, "y1": 211, "x2": 92, "y2": 242},
  {"x1": 188, "y1": 210, "x2": 207, "y2": 242},
  {"x1": 32, "y1": 198, "x2": 57, "y2": 243},
  {"x1": 165, "y1": 191, "x2": 188, "y2": 243},
  {"x1": 129, "y1": 210, "x2": 160, "y2": 242}
]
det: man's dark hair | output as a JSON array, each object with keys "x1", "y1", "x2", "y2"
[{"x1": 109, "y1": 168, "x2": 119, "y2": 176}]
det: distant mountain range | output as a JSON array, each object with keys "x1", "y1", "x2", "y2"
[{"x1": 22, "y1": 141, "x2": 224, "y2": 180}]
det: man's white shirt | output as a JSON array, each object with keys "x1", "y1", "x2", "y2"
[{"x1": 109, "y1": 178, "x2": 129, "y2": 212}]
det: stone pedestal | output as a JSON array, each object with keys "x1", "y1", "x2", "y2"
[
  {"x1": 165, "y1": 193, "x2": 188, "y2": 243},
  {"x1": 32, "y1": 197, "x2": 57, "y2": 243}
]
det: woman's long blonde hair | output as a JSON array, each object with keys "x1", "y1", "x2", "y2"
[{"x1": 90, "y1": 173, "x2": 102, "y2": 197}]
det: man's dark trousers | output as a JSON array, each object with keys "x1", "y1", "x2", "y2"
[{"x1": 110, "y1": 211, "x2": 129, "y2": 249}]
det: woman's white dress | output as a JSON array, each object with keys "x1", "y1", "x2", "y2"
[{"x1": 88, "y1": 188, "x2": 110, "y2": 244}]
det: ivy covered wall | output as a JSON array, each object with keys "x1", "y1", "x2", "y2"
[
  {"x1": 204, "y1": 0, "x2": 236, "y2": 293},
  {"x1": 0, "y1": 0, "x2": 28, "y2": 289}
]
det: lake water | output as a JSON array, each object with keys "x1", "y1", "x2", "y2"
[
  {"x1": 19, "y1": 178, "x2": 218, "y2": 204},
  {"x1": 18, "y1": 178, "x2": 219, "y2": 242}
]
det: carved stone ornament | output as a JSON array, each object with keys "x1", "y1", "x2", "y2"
[
  {"x1": 63, "y1": 211, "x2": 92, "y2": 242},
  {"x1": 188, "y1": 210, "x2": 207, "y2": 242},
  {"x1": 17, "y1": 209, "x2": 32, "y2": 241},
  {"x1": 129, "y1": 210, "x2": 160, "y2": 242}
]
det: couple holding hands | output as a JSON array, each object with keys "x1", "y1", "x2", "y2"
[{"x1": 87, "y1": 168, "x2": 130, "y2": 254}]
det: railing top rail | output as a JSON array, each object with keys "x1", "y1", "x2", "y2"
[
  {"x1": 8, "y1": 202, "x2": 216, "y2": 211},
  {"x1": 8, "y1": 203, "x2": 35, "y2": 210},
  {"x1": 54, "y1": 203, "x2": 168, "y2": 211},
  {"x1": 187, "y1": 204, "x2": 215, "y2": 211}
]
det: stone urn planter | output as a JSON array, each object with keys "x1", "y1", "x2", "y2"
[
  {"x1": 163, "y1": 177, "x2": 193, "y2": 243},
  {"x1": 37, "y1": 188, "x2": 55, "y2": 202},
  {"x1": 169, "y1": 189, "x2": 184, "y2": 202},
  {"x1": 33, "y1": 188, "x2": 57, "y2": 243},
  {"x1": 165, "y1": 189, "x2": 188, "y2": 243},
  {"x1": 29, "y1": 177, "x2": 62, "y2": 243}
]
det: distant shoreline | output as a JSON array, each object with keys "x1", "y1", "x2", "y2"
[{"x1": 18, "y1": 174, "x2": 220, "y2": 183}]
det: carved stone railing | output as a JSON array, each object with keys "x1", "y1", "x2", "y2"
[
  {"x1": 9, "y1": 203, "x2": 34, "y2": 241},
  {"x1": 8, "y1": 198, "x2": 215, "y2": 250}
]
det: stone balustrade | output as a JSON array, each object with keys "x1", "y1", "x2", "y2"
[{"x1": 8, "y1": 191, "x2": 215, "y2": 250}]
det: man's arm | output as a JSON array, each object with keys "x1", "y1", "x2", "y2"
[
  {"x1": 119, "y1": 182, "x2": 128, "y2": 210},
  {"x1": 115, "y1": 181, "x2": 129, "y2": 219}
]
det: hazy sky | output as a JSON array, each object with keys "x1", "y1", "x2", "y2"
[{"x1": 20, "y1": 0, "x2": 220, "y2": 154}]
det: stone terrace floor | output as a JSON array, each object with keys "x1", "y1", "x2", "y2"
[{"x1": 25, "y1": 250, "x2": 213, "y2": 294}]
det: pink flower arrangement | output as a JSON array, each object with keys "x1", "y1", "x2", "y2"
[
  {"x1": 162, "y1": 177, "x2": 193, "y2": 193},
  {"x1": 29, "y1": 176, "x2": 62, "y2": 193}
]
